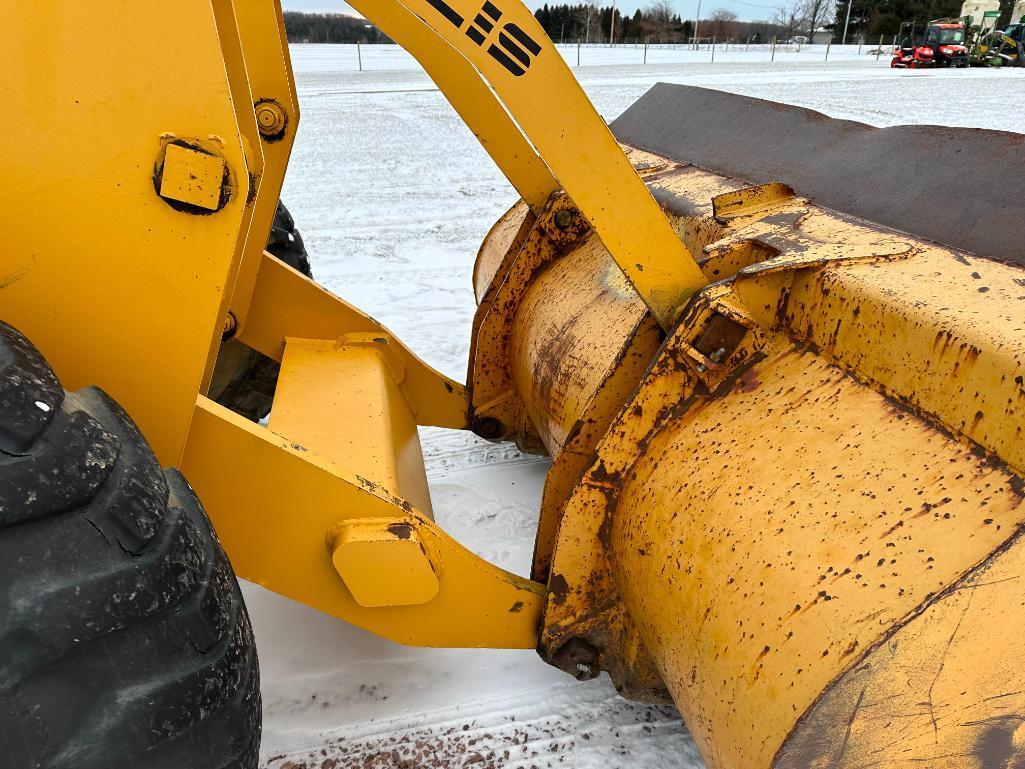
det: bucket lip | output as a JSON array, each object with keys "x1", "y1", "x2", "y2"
[{"x1": 610, "y1": 83, "x2": 1025, "y2": 268}]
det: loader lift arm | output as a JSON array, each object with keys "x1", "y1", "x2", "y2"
[
  {"x1": 353, "y1": 0, "x2": 709, "y2": 330},
  {"x1": 194, "y1": 0, "x2": 709, "y2": 646},
  {"x1": 2, "y1": 0, "x2": 703, "y2": 652}
]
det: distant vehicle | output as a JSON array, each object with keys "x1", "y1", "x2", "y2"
[
  {"x1": 891, "y1": 20, "x2": 938, "y2": 67},
  {"x1": 891, "y1": 39, "x2": 936, "y2": 67},
  {"x1": 922, "y1": 19, "x2": 970, "y2": 66},
  {"x1": 977, "y1": 20, "x2": 1025, "y2": 65},
  {"x1": 790, "y1": 35, "x2": 808, "y2": 44}
]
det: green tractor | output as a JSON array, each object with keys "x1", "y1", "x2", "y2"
[{"x1": 969, "y1": 14, "x2": 1025, "y2": 65}]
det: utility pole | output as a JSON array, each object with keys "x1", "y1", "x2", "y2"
[
  {"x1": 609, "y1": 0, "x2": 617, "y2": 45},
  {"x1": 694, "y1": 0, "x2": 702, "y2": 49},
  {"x1": 841, "y1": 0, "x2": 854, "y2": 44}
]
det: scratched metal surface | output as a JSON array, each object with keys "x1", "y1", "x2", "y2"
[{"x1": 518, "y1": 147, "x2": 1025, "y2": 767}]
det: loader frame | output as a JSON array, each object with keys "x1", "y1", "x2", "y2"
[{"x1": 0, "y1": 0, "x2": 717, "y2": 648}]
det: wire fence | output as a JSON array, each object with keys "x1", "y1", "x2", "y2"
[{"x1": 288, "y1": 40, "x2": 895, "y2": 75}]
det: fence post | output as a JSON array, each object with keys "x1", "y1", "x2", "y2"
[
  {"x1": 876, "y1": 33, "x2": 883, "y2": 60},
  {"x1": 643, "y1": 41, "x2": 648, "y2": 64},
  {"x1": 577, "y1": 41, "x2": 581, "y2": 67},
  {"x1": 771, "y1": 35, "x2": 777, "y2": 62},
  {"x1": 357, "y1": 40, "x2": 362, "y2": 72},
  {"x1": 858, "y1": 37, "x2": 863, "y2": 54},
  {"x1": 745, "y1": 36, "x2": 750, "y2": 51},
  {"x1": 797, "y1": 39, "x2": 802, "y2": 52},
  {"x1": 711, "y1": 36, "x2": 716, "y2": 62},
  {"x1": 825, "y1": 40, "x2": 831, "y2": 60}
]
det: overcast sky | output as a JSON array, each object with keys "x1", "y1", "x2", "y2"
[{"x1": 281, "y1": 0, "x2": 785, "y2": 23}]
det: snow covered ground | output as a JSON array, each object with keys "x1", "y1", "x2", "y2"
[
  {"x1": 253, "y1": 51, "x2": 1025, "y2": 768},
  {"x1": 290, "y1": 41, "x2": 879, "y2": 73}
]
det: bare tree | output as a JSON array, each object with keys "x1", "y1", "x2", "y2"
[
  {"x1": 577, "y1": 0, "x2": 599, "y2": 43},
  {"x1": 802, "y1": 0, "x2": 833, "y2": 39},
  {"x1": 773, "y1": 0, "x2": 805, "y2": 40},
  {"x1": 709, "y1": 8, "x2": 739, "y2": 40},
  {"x1": 645, "y1": 0, "x2": 676, "y2": 38}
]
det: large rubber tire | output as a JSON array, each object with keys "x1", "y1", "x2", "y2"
[
  {"x1": 266, "y1": 200, "x2": 311, "y2": 276},
  {"x1": 210, "y1": 200, "x2": 311, "y2": 421},
  {"x1": 0, "y1": 322, "x2": 260, "y2": 769}
]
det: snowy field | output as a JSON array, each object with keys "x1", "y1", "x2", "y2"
[{"x1": 253, "y1": 50, "x2": 1025, "y2": 768}]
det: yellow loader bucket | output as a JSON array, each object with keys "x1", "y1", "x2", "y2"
[{"x1": 469, "y1": 86, "x2": 1025, "y2": 768}]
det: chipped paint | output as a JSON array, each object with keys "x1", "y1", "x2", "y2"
[{"x1": 467, "y1": 139, "x2": 1025, "y2": 769}]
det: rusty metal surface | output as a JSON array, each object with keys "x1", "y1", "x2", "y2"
[
  {"x1": 509, "y1": 236, "x2": 654, "y2": 455},
  {"x1": 775, "y1": 527, "x2": 1025, "y2": 768},
  {"x1": 464, "y1": 103, "x2": 1025, "y2": 762},
  {"x1": 471, "y1": 200, "x2": 533, "y2": 305},
  {"x1": 468, "y1": 194, "x2": 574, "y2": 446},
  {"x1": 610, "y1": 83, "x2": 1025, "y2": 266},
  {"x1": 541, "y1": 245, "x2": 1025, "y2": 766},
  {"x1": 503, "y1": 142, "x2": 1025, "y2": 768},
  {"x1": 469, "y1": 191, "x2": 664, "y2": 582},
  {"x1": 610, "y1": 337, "x2": 1025, "y2": 769},
  {"x1": 528, "y1": 314, "x2": 660, "y2": 582}
]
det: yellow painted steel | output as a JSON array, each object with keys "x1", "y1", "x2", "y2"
[
  {"x1": 386, "y1": 0, "x2": 708, "y2": 329},
  {"x1": 348, "y1": 0, "x2": 557, "y2": 213},
  {"x1": 227, "y1": 0, "x2": 300, "y2": 333},
  {"x1": 240, "y1": 253, "x2": 468, "y2": 430},
  {"x1": 159, "y1": 144, "x2": 228, "y2": 210},
  {"x1": 600, "y1": 290, "x2": 1025, "y2": 768},
  {"x1": 466, "y1": 152, "x2": 1025, "y2": 766},
  {"x1": 329, "y1": 518, "x2": 441, "y2": 608},
  {"x1": 471, "y1": 199, "x2": 534, "y2": 303},
  {"x1": 269, "y1": 336, "x2": 433, "y2": 516},
  {"x1": 1, "y1": 0, "x2": 537, "y2": 649},
  {"x1": 180, "y1": 396, "x2": 543, "y2": 647},
  {"x1": 0, "y1": 0, "x2": 260, "y2": 464}
]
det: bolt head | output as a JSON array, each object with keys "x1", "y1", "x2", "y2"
[
  {"x1": 553, "y1": 209, "x2": 575, "y2": 230},
  {"x1": 255, "y1": 101, "x2": 287, "y2": 138},
  {"x1": 552, "y1": 637, "x2": 600, "y2": 681},
  {"x1": 475, "y1": 416, "x2": 503, "y2": 439}
]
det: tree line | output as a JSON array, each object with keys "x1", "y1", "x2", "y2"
[
  {"x1": 285, "y1": 0, "x2": 1011, "y2": 49},
  {"x1": 533, "y1": 2, "x2": 692, "y2": 43},
  {"x1": 280, "y1": 6, "x2": 784, "y2": 47},
  {"x1": 282, "y1": 12, "x2": 392, "y2": 43},
  {"x1": 533, "y1": 2, "x2": 786, "y2": 43}
]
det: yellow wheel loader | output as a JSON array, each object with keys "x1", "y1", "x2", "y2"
[{"x1": 2, "y1": 2, "x2": 1025, "y2": 768}]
